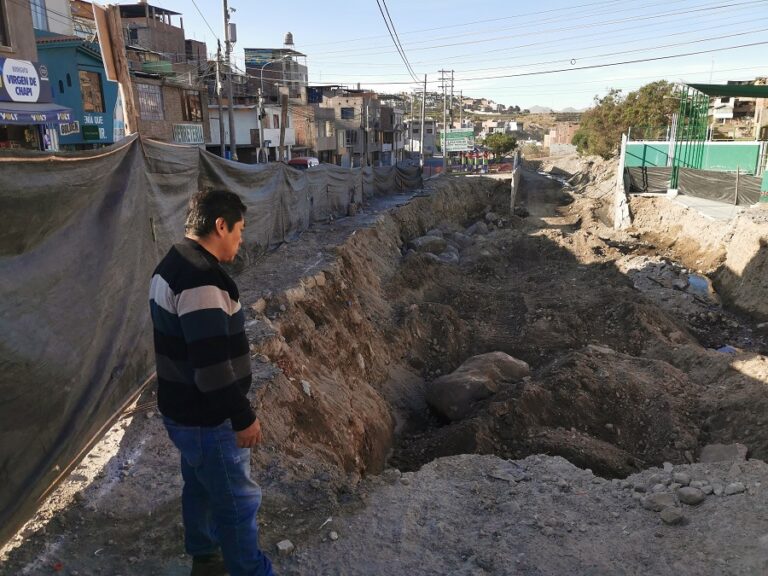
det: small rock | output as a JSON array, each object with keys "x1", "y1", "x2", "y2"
[
  {"x1": 542, "y1": 526, "x2": 555, "y2": 537},
  {"x1": 663, "y1": 462, "x2": 674, "y2": 473},
  {"x1": 713, "y1": 484, "x2": 724, "y2": 496},
  {"x1": 301, "y1": 380, "x2": 312, "y2": 397},
  {"x1": 642, "y1": 493, "x2": 676, "y2": 512},
  {"x1": 329, "y1": 531, "x2": 339, "y2": 541},
  {"x1": 276, "y1": 540, "x2": 295, "y2": 556},
  {"x1": 701, "y1": 485, "x2": 714, "y2": 495},
  {"x1": 677, "y1": 487, "x2": 706, "y2": 506},
  {"x1": 724, "y1": 482, "x2": 746, "y2": 496},
  {"x1": 660, "y1": 507, "x2": 685, "y2": 525},
  {"x1": 672, "y1": 472, "x2": 691, "y2": 486}
]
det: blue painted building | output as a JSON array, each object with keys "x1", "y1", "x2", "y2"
[{"x1": 35, "y1": 32, "x2": 119, "y2": 150}]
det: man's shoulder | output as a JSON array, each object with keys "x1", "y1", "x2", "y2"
[{"x1": 153, "y1": 242, "x2": 223, "y2": 295}]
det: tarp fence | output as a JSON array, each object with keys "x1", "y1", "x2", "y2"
[{"x1": 0, "y1": 135, "x2": 422, "y2": 546}]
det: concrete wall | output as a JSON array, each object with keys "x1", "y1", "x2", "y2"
[
  {"x1": 133, "y1": 78, "x2": 209, "y2": 143},
  {"x1": 0, "y1": 0, "x2": 38, "y2": 61}
]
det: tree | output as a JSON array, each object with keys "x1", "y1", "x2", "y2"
[
  {"x1": 572, "y1": 81, "x2": 678, "y2": 159},
  {"x1": 483, "y1": 133, "x2": 517, "y2": 158}
]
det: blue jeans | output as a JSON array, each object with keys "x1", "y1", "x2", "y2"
[{"x1": 163, "y1": 417, "x2": 274, "y2": 576}]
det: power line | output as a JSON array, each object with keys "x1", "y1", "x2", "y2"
[
  {"x1": 190, "y1": 0, "x2": 221, "y2": 42},
  {"x1": 373, "y1": 0, "x2": 419, "y2": 83},
  {"x1": 307, "y1": 10, "x2": 767, "y2": 75},
  {"x1": 305, "y1": 40, "x2": 768, "y2": 86},
  {"x1": 308, "y1": 0, "x2": 768, "y2": 57}
]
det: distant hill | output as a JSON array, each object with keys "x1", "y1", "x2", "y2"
[
  {"x1": 528, "y1": 105, "x2": 554, "y2": 114},
  {"x1": 558, "y1": 106, "x2": 584, "y2": 113}
]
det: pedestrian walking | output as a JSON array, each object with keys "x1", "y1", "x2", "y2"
[{"x1": 149, "y1": 189, "x2": 273, "y2": 576}]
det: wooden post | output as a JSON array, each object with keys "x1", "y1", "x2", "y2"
[
  {"x1": 734, "y1": 166, "x2": 740, "y2": 206},
  {"x1": 106, "y1": 6, "x2": 138, "y2": 135}
]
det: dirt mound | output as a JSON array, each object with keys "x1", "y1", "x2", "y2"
[{"x1": 394, "y1": 345, "x2": 700, "y2": 477}]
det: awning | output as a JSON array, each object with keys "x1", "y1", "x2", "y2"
[
  {"x1": 0, "y1": 101, "x2": 75, "y2": 125},
  {"x1": 686, "y1": 83, "x2": 768, "y2": 98}
]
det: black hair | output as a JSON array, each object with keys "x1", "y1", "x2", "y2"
[{"x1": 185, "y1": 189, "x2": 246, "y2": 236}]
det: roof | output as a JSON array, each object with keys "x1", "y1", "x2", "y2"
[
  {"x1": 687, "y1": 83, "x2": 768, "y2": 98},
  {"x1": 119, "y1": 3, "x2": 180, "y2": 18}
]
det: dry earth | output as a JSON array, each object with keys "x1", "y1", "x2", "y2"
[{"x1": 3, "y1": 156, "x2": 768, "y2": 576}]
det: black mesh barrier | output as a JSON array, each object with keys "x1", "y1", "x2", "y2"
[
  {"x1": 625, "y1": 167, "x2": 672, "y2": 194},
  {"x1": 678, "y1": 168, "x2": 762, "y2": 206},
  {"x1": 0, "y1": 136, "x2": 422, "y2": 547}
]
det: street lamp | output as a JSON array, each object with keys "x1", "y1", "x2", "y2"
[{"x1": 258, "y1": 56, "x2": 291, "y2": 163}]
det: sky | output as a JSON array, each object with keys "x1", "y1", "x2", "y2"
[{"x1": 159, "y1": 0, "x2": 768, "y2": 111}]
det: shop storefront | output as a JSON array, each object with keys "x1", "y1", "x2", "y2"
[{"x1": 0, "y1": 57, "x2": 74, "y2": 151}]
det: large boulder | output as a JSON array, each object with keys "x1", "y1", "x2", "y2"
[
  {"x1": 408, "y1": 235, "x2": 447, "y2": 254},
  {"x1": 426, "y1": 352, "x2": 530, "y2": 421}
]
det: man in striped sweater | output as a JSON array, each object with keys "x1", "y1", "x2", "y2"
[{"x1": 149, "y1": 190, "x2": 273, "y2": 576}]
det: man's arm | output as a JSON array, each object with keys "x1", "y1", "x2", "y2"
[{"x1": 177, "y1": 283, "x2": 257, "y2": 434}]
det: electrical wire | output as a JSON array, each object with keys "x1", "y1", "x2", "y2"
[
  {"x1": 373, "y1": 0, "x2": 420, "y2": 83},
  {"x1": 308, "y1": 0, "x2": 768, "y2": 57}
]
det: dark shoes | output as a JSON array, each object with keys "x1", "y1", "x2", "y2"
[{"x1": 191, "y1": 553, "x2": 229, "y2": 576}]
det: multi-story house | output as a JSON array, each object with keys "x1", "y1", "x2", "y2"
[
  {"x1": 709, "y1": 78, "x2": 768, "y2": 141},
  {"x1": 36, "y1": 32, "x2": 119, "y2": 149},
  {"x1": 0, "y1": 0, "x2": 75, "y2": 150},
  {"x1": 380, "y1": 99, "x2": 405, "y2": 166},
  {"x1": 292, "y1": 102, "x2": 335, "y2": 163},
  {"x1": 116, "y1": 3, "x2": 210, "y2": 145},
  {"x1": 406, "y1": 118, "x2": 436, "y2": 157},
  {"x1": 244, "y1": 34, "x2": 308, "y2": 106},
  {"x1": 320, "y1": 88, "x2": 381, "y2": 168}
]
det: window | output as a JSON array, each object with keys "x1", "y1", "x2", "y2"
[
  {"x1": 30, "y1": 0, "x2": 48, "y2": 31},
  {"x1": 344, "y1": 129, "x2": 358, "y2": 147},
  {"x1": 58, "y1": 80, "x2": 64, "y2": 94},
  {"x1": 325, "y1": 120, "x2": 334, "y2": 138},
  {"x1": 426, "y1": 128, "x2": 433, "y2": 134},
  {"x1": 66, "y1": 73, "x2": 71, "y2": 87},
  {"x1": 79, "y1": 71, "x2": 104, "y2": 113},
  {"x1": 272, "y1": 114, "x2": 279, "y2": 130},
  {"x1": 181, "y1": 90, "x2": 202, "y2": 122},
  {"x1": 0, "y1": 0, "x2": 9, "y2": 46},
  {"x1": 412, "y1": 127, "x2": 420, "y2": 134},
  {"x1": 340, "y1": 107, "x2": 354, "y2": 120},
  {"x1": 137, "y1": 83, "x2": 163, "y2": 120}
]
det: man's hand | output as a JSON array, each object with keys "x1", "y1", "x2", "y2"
[{"x1": 235, "y1": 418, "x2": 262, "y2": 448}]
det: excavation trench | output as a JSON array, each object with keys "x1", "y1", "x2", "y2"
[{"x1": 247, "y1": 166, "x2": 768, "y2": 486}]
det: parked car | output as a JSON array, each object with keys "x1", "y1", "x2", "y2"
[{"x1": 288, "y1": 156, "x2": 320, "y2": 170}]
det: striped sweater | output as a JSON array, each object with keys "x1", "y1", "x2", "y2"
[{"x1": 149, "y1": 238, "x2": 255, "y2": 431}]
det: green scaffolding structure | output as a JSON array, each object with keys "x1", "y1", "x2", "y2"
[{"x1": 670, "y1": 84, "x2": 710, "y2": 189}]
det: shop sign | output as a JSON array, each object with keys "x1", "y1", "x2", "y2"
[
  {"x1": 59, "y1": 121, "x2": 80, "y2": 136},
  {"x1": 82, "y1": 125, "x2": 104, "y2": 140},
  {"x1": 173, "y1": 123, "x2": 204, "y2": 144},
  {"x1": 0, "y1": 58, "x2": 53, "y2": 103}
]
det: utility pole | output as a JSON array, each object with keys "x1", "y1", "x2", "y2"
[
  {"x1": 223, "y1": 0, "x2": 237, "y2": 160},
  {"x1": 450, "y1": 69, "x2": 454, "y2": 128},
  {"x1": 257, "y1": 88, "x2": 264, "y2": 162},
  {"x1": 420, "y1": 74, "x2": 426, "y2": 169},
  {"x1": 215, "y1": 40, "x2": 225, "y2": 158},
  {"x1": 459, "y1": 89, "x2": 463, "y2": 128},
  {"x1": 279, "y1": 93, "x2": 288, "y2": 161},
  {"x1": 439, "y1": 69, "x2": 449, "y2": 173}
]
